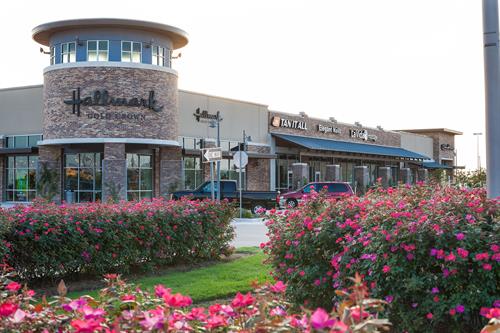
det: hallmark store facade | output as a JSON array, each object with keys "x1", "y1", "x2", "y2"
[{"x1": 0, "y1": 19, "x2": 461, "y2": 203}]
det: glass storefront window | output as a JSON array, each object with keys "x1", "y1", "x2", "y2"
[
  {"x1": 127, "y1": 154, "x2": 153, "y2": 200},
  {"x1": 275, "y1": 154, "x2": 298, "y2": 191},
  {"x1": 5, "y1": 155, "x2": 37, "y2": 202},
  {"x1": 64, "y1": 153, "x2": 102, "y2": 202},
  {"x1": 5, "y1": 135, "x2": 42, "y2": 148},
  {"x1": 183, "y1": 157, "x2": 202, "y2": 190}
]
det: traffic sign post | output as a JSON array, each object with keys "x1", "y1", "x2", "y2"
[
  {"x1": 202, "y1": 147, "x2": 223, "y2": 163},
  {"x1": 202, "y1": 147, "x2": 222, "y2": 201},
  {"x1": 234, "y1": 130, "x2": 250, "y2": 218}
]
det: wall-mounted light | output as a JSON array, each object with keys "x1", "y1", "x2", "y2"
[
  {"x1": 299, "y1": 111, "x2": 307, "y2": 118},
  {"x1": 377, "y1": 125, "x2": 384, "y2": 131},
  {"x1": 144, "y1": 39, "x2": 154, "y2": 49},
  {"x1": 75, "y1": 37, "x2": 83, "y2": 46},
  {"x1": 39, "y1": 47, "x2": 50, "y2": 54},
  {"x1": 329, "y1": 117, "x2": 337, "y2": 123},
  {"x1": 172, "y1": 52, "x2": 182, "y2": 59},
  {"x1": 355, "y1": 121, "x2": 362, "y2": 127}
]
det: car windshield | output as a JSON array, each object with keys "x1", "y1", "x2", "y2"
[{"x1": 200, "y1": 182, "x2": 218, "y2": 192}]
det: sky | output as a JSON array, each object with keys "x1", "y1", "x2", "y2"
[{"x1": 0, "y1": 0, "x2": 489, "y2": 169}]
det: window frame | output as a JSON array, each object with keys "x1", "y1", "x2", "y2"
[
  {"x1": 5, "y1": 155, "x2": 38, "y2": 202},
  {"x1": 126, "y1": 153, "x2": 153, "y2": 200},
  {"x1": 61, "y1": 42, "x2": 76, "y2": 63},
  {"x1": 50, "y1": 46, "x2": 55, "y2": 65},
  {"x1": 121, "y1": 41, "x2": 142, "y2": 63},
  {"x1": 63, "y1": 153, "x2": 103, "y2": 203},
  {"x1": 152, "y1": 45, "x2": 171, "y2": 67},
  {"x1": 87, "y1": 40, "x2": 109, "y2": 62}
]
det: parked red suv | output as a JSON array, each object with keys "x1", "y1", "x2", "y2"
[{"x1": 278, "y1": 182, "x2": 354, "y2": 208}]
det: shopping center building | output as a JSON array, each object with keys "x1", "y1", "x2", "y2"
[{"x1": 0, "y1": 18, "x2": 462, "y2": 203}]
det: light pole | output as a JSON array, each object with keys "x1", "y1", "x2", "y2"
[
  {"x1": 482, "y1": 0, "x2": 500, "y2": 198},
  {"x1": 209, "y1": 111, "x2": 222, "y2": 202},
  {"x1": 473, "y1": 132, "x2": 482, "y2": 170}
]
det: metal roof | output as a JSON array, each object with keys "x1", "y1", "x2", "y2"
[{"x1": 273, "y1": 133, "x2": 429, "y2": 160}]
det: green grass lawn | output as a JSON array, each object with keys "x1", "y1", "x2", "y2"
[{"x1": 67, "y1": 247, "x2": 272, "y2": 303}]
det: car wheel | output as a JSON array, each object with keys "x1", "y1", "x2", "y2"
[
  {"x1": 286, "y1": 199, "x2": 298, "y2": 208},
  {"x1": 251, "y1": 204, "x2": 265, "y2": 215}
]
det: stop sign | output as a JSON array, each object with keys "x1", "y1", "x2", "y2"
[{"x1": 233, "y1": 151, "x2": 248, "y2": 168}]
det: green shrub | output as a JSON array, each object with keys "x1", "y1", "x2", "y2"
[
  {"x1": 0, "y1": 198, "x2": 236, "y2": 281},
  {"x1": 263, "y1": 184, "x2": 500, "y2": 333}
]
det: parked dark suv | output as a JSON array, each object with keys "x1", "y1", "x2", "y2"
[{"x1": 278, "y1": 182, "x2": 354, "y2": 208}]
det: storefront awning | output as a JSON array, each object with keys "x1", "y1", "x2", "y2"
[
  {"x1": 0, "y1": 147, "x2": 38, "y2": 155},
  {"x1": 272, "y1": 133, "x2": 429, "y2": 160},
  {"x1": 422, "y1": 161, "x2": 453, "y2": 169}
]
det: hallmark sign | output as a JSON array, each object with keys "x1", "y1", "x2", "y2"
[
  {"x1": 270, "y1": 116, "x2": 307, "y2": 130},
  {"x1": 64, "y1": 88, "x2": 163, "y2": 118}
]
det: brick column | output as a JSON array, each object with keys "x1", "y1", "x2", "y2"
[
  {"x1": 160, "y1": 146, "x2": 183, "y2": 197},
  {"x1": 400, "y1": 168, "x2": 412, "y2": 185},
  {"x1": 247, "y1": 158, "x2": 270, "y2": 190},
  {"x1": 102, "y1": 143, "x2": 126, "y2": 202},
  {"x1": 291, "y1": 163, "x2": 309, "y2": 190},
  {"x1": 37, "y1": 145, "x2": 62, "y2": 202},
  {"x1": 325, "y1": 164, "x2": 341, "y2": 181},
  {"x1": 417, "y1": 168, "x2": 429, "y2": 183},
  {"x1": 354, "y1": 166, "x2": 369, "y2": 195},
  {"x1": 378, "y1": 167, "x2": 392, "y2": 188},
  {"x1": 202, "y1": 140, "x2": 216, "y2": 182}
]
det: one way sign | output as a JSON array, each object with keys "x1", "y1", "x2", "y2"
[{"x1": 201, "y1": 147, "x2": 223, "y2": 163}]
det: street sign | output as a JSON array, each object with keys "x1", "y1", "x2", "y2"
[
  {"x1": 233, "y1": 151, "x2": 248, "y2": 168},
  {"x1": 202, "y1": 147, "x2": 223, "y2": 163}
]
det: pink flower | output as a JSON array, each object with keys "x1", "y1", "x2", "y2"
[
  {"x1": 206, "y1": 314, "x2": 227, "y2": 329},
  {"x1": 5, "y1": 282, "x2": 22, "y2": 292},
  {"x1": 270, "y1": 281, "x2": 286, "y2": 293},
  {"x1": 351, "y1": 307, "x2": 370, "y2": 322},
  {"x1": 445, "y1": 252, "x2": 456, "y2": 262},
  {"x1": 383, "y1": 265, "x2": 391, "y2": 273},
  {"x1": 270, "y1": 306, "x2": 287, "y2": 316},
  {"x1": 426, "y1": 312, "x2": 433, "y2": 319},
  {"x1": 457, "y1": 248, "x2": 469, "y2": 259},
  {"x1": 310, "y1": 308, "x2": 336, "y2": 329},
  {"x1": 0, "y1": 302, "x2": 18, "y2": 317},
  {"x1": 299, "y1": 270, "x2": 305, "y2": 277},
  {"x1": 11, "y1": 309, "x2": 26, "y2": 323},
  {"x1": 431, "y1": 287, "x2": 439, "y2": 294},
  {"x1": 231, "y1": 292, "x2": 254, "y2": 308},
  {"x1": 456, "y1": 233, "x2": 465, "y2": 240},
  {"x1": 449, "y1": 308, "x2": 456, "y2": 316},
  {"x1": 70, "y1": 318, "x2": 104, "y2": 333},
  {"x1": 154, "y1": 285, "x2": 171, "y2": 298},
  {"x1": 483, "y1": 263, "x2": 492, "y2": 271},
  {"x1": 455, "y1": 304, "x2": 465, "y2": 313},
  {"x1": 121, "y1": 294, "x2": 136, "y2": 301},
  {"x1": 164, "y1": 293, "x2": 192, "y2": 307},
  {"x1": 385, "y1": 295, "x2": 394, "y2": 303},
  {"x1": 475, "y1": 253, "x2": 490, "y2": 261}
]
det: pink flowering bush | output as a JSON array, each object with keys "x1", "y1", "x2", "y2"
[
  {"x1": 263, "y1": 184, "x2": 500, "y2": 333},
  {"x1": 0, "y1": 265, "x2": 392, "y2": 332},
  {"x1": 0, "y1": 198, "x2": 235, "y2": 280}
]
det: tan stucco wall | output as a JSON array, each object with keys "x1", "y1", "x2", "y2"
[
  {"x1": 178, "y1": 90, "x2": 269, "y2": 144},
  {"x1": 0, "y1": 86, "x2": 43, "y2": 135},
  {"x1": 399, "y1": 132, "x2": 433, "y2": 160}
]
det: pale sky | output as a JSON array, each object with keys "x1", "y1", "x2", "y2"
[{"x1": 0, "y1": 0, "x2": 489, "y2": 169}]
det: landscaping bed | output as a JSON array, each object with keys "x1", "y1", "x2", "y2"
[{"x1": 263, "y1": 184, "x2": 500, "y2": 333}]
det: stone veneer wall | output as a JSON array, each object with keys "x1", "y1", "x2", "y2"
[
  {"x1": 269, "y1": 111, "x2": 401, "y2": 147},
  {"x1": 246, "y1": 145, "x2": 271, "y2": 191},
  {"x1": 160, "y1": 147, "x2": 183, "y2": 197},
  {"x1": 102, "y1": 143, "x2": 126, "y2": 201},
  {"x1": 43, "y1": 66, "x2": 178, "y2": 141}
]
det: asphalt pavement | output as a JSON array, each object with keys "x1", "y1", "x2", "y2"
[{"x1": 230, "y1": 218, "x2": 268, "y2": 248}]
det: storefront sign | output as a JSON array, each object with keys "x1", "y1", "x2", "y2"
[
  {"x1": 64, "y1": 88, "x2": 163, "y2": 117},
  {"x1": 317, "y1": 124, "x2": 341, "y2": 135},
  {"x1": 271, "y1": 116, "x2": 307, "y2": 130},
  {"x1": 193, "y1": 108, "x2": 219, "y2": 122},
  {"x1": 349, "y1": 129, "x2": 377, "y2": 142},
  {"x1": 440, "y1": 143, "x2": 454, "y2": 151}
]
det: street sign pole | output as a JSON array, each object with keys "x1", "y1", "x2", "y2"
[
  {"x1": 239, "y1": 132, "x2": 243, "y2": 218},
  {"x1": 210, "y1": 161, "x2": 215, "y2": 201},
  {"x1": 216, "y1": 111, "x2": 221, "y2": 203}
]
